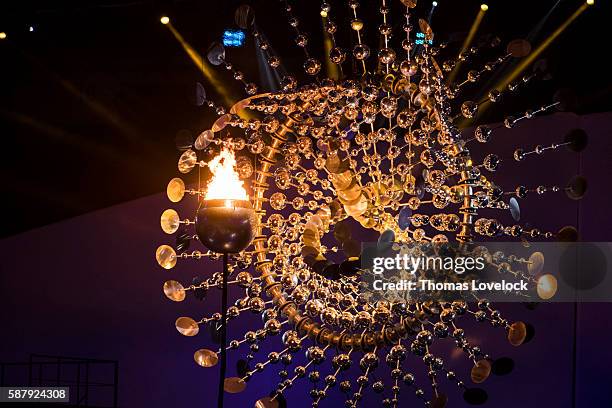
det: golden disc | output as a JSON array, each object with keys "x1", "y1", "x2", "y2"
[
  {"x1": 212, "y1": 114, "x2": 231, "y2": 132},
  {"x1": 507, "y1": 321, "x2": 527, "y2": 346},
  {"x1": 163, "y1": 280, "x2": 185, "y2": 302},
  {"x1": 430, "y1": 393, "x2": 448, "y2": 408},
  {"x1": 254, "y1": 397, "x2": 279, "y2": 408},
  {"x1": 224, "y1": 377, "x2": 247, "y2": 393},
  {"x1": 418, "y1": 19, "x2": 433, "y2": 40},
  {"x1": 160, "y1": 209, "x2": 180, "y2": 234},
  {"x1": 175, "y1": 316, "x2": 199, "y2": 336},
  {"x1": 194, "y1": 348, "x2": 218, "y2": 367},
  {"x1": 528, "y1": 252, "x2": 545, "y2": 275},
  {"x1": 400, "y1": 0, "x2": 417, "y2": 8},
  {"x1": 178, "y1": 149, "x2": 197, "y2": 174},
  {"x1": 155, "y1": 245, "x2": 177, "y2": 269},
  {"x1": 470, "y1": 359, "x2": 492, "y2": 384},
  {"x1": 537, "y1": 274, "x2": 558, "y2": 300},
  {"x1": 166, "y1": 178, "x2": 185, "y2": 202},
  {"x1": 194, "y1": 130, "x2": 214, "y2": 150}
]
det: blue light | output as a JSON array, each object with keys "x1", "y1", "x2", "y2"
[{"x1": 222, "y1": 29, "x2": 245, "y2": 47}]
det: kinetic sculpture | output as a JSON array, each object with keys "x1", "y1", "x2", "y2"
[{"x1": 157, "y1": 1, "x2": 587, "y2": 406}]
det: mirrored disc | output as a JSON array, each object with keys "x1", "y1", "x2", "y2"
[
  {"x1": 224, "y1": 377, "x2": 247, "y2": 393},
  {"x1": 212, "y1": 114, "x2": 231, "y2": 132},
  {"x1": 564, "y1": 128, "x2": 588, "y2": 152},
  {"x1": 167, "y1": 178, "x2": 186, "y2": 202},
  {"x1": 400, "y1": 0, "x2": 417, "y2": 8},
  {"x1": 430, "y1": 393, "x2": 448, "y2": 408},
  {"x1": 528, "y1": 252, "x2": 544, "y2": 275},
  {"x1": 194, "y1": 130, "x2": 215, "y2": 150},
  {"x1": 178, "y1": 149, "x2": 197, "y2": 174},
  {"x1": 207, "y1": 42, "x2": 226, "y2": 66},
  {"x1": 196, "y1": 82, "x2": 207, "y2": 106},
  {"x1": 254, "y1": 397, "x2": 279, "y2": 408},
  {"x1": 418, "y1": 19, "x2": 433, "y2": 40},
  {"x1": 507, "y1": 39, "x2": 531, "y2": 57},
  {"x1": 470, "y1": 359, "x2": 491, "y2": 384},
  {"x1": 235, "y1": 5, "x2": 255, "y2": 29},
  {"x1": 175, "y1": 316, "x2": 199, "y2": 336},
  {"x1": 509, "y1": 197, "x2": 520, "y2": 221},
  {"x1": 557, "y1": 225, "x2": 578, "y2": 242},
  {"x1": 161, "y1": 209, "x2": 180, "y2": 234},
  {"x1": 163, "y1": 280, "x2": 185, "y2": 302},
  {"x1": 194, "y1": 348, "x2": 218, "y2": 367},
  {"x1": 507, "y1": 321, "x2": 527, "y2": 346},
  {"x1": 565, "y1": 175, "x2": 588, "y2": 200},
  {"x1": 155, "y1": 245, "x2": 177, "y2": 269},
  {"x1": 537, "y1": 274, "x2": 557, "y2": 300},
  {"x1": 398, "y1": 207, "x2": 413, "y2": 230}
]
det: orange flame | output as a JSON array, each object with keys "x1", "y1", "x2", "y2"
[{"x1": 204, "y1": 148, "x2": 249, "y2": 201}]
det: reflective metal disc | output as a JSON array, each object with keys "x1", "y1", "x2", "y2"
[
  {"x1": 212, "y1": 114, "x2": 231, "y2": 132},
  {"x1": 507, "y1": 321, "x2": 527, "y2": 346},
  {"x1": 178, "y1": 149, "x2": 197, "y2": 174},
  {"x1": 254, "y1": 397, "x2": 279, "y2": 408},
  {"x1": 160, "y1": 209, "x2": 180, "y2": 234},
  {"x1": 224, "y1": 377, "x2": 247, "y2": 393},
  {"x1": 537, "y1": 274, "x2": 557, "y2": 300},
  {"x1": 155, "y1": 245, "x2": 177, "y2": 269},
  {"x1": 430, "y1": 393, "x2": 448, "y2": 408},
  {"x1": 507, "y1": 39, "x2": 531, "y2": 57},
  {"x1": 163, "y1": 280, "x2": 185, "y2": 302},
  {"x1": 528, "y1": 252, "x2": 545, "y2": 275},
  {"x1": 167, "y1": 178, "x2": 185, "y2": 202},
  {"x1": 470, "y1": 359, "x2": 491, "y2": 384},
  {"x1": 418, "y1": 19, "x2": 433, "y2": 40},
  {"x1": 194, "y1": 348, "x2": 218, "y2": 367},
  {"x1": 175, "y1": 317, "x2": 199, "y2": 337},
  {"x1": 509, "y1": 197, "x2": 520, "y2": 221},
  {"x1": 194, "y1": 130, "x2": 214, "y2": 150},
  {"x1": 400, "y1": 0, "x2": 417, "y2": 8}
]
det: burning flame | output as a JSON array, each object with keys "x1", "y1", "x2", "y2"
[{"x1": 204, "y1": 148, "x2": 249, "y2": 201}]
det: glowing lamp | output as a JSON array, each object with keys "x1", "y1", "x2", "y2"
[
  {"x1": 160, "y1": 16, "x2": 170, "y2": 25},
  {"x1": 196, "y1": 148, "x2": 255, "y2": 254},
  {"x1": 0, "y1": 32, "x2": 6, "y2": 40},
  {"x1": 481, "y1": 4, "x2": 489, "y2": 11},
  {"x1": 586, "y1": 0, "x2": 595, "y2": 5}
]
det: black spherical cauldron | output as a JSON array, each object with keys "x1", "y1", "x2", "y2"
[{"x1": 196, "y1": 199, "x2": 256, "y2": 253}]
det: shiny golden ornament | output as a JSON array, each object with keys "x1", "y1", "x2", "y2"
[
  {"x1": 177, "y1": 149, "x2": 197, "y2": 174},
  {"x1": 194, "y1": 348, "x2": 219, "y2": 367},
  {"x1": 166, "y1": 178, "x2": 186, "y2": 202},
  {"x1": 155, "y1": 245, "x2": 177, "y2": 269},
  {"x1": 175, "y1": 317, "x2": 199, "y2": 337},
  {"x1": 160, "y1": 209, "x2": 180, "y2": 234},
  {"x1": 470, "y1": 359, "x2": 492, "y2": 383},
  {"x1": 537, "y1": 273, "x2": 558, "y2": 300},
  {"x1": 224, "y1": 377, "x2": 247, "y2": 393},
  {"x1": 507, "y1": 321, "x2": 527, "y2": 346},
  {"x1": 163, "y1": 280, "x2": 186, "y2": 302}
]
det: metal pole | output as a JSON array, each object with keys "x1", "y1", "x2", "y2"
[{"x1": 217, "y1": 253, "x2": 229, "y2": 408}]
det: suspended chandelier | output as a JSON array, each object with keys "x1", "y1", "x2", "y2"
[{"x1": 156, "y1": 1, "x2": 588, "y2": 407}]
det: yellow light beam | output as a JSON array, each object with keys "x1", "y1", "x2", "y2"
[
  {"x1": 164, "y1": 22, "x2": 235, "y2": 108},
  {"x1": 460, "y1": 1, "x2": 591, "y2": 125},
  {"x1": 492, "y1": 2, "x2": 589, "y2": 96},
  {"x1": 447, "y1": 6, "x2": 487, "y2": 84}
]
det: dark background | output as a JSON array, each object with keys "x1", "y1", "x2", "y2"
[
  {"x1": 1, "y1": 1, "x2": 612, "y2": 407},
  {"x1": 0, "y1": 0, "x2": 610, "y2": 238}
]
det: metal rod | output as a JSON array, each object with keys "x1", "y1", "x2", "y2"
[{"x1": 217, "y1": 252, "x2": 230, "y2": 408}]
